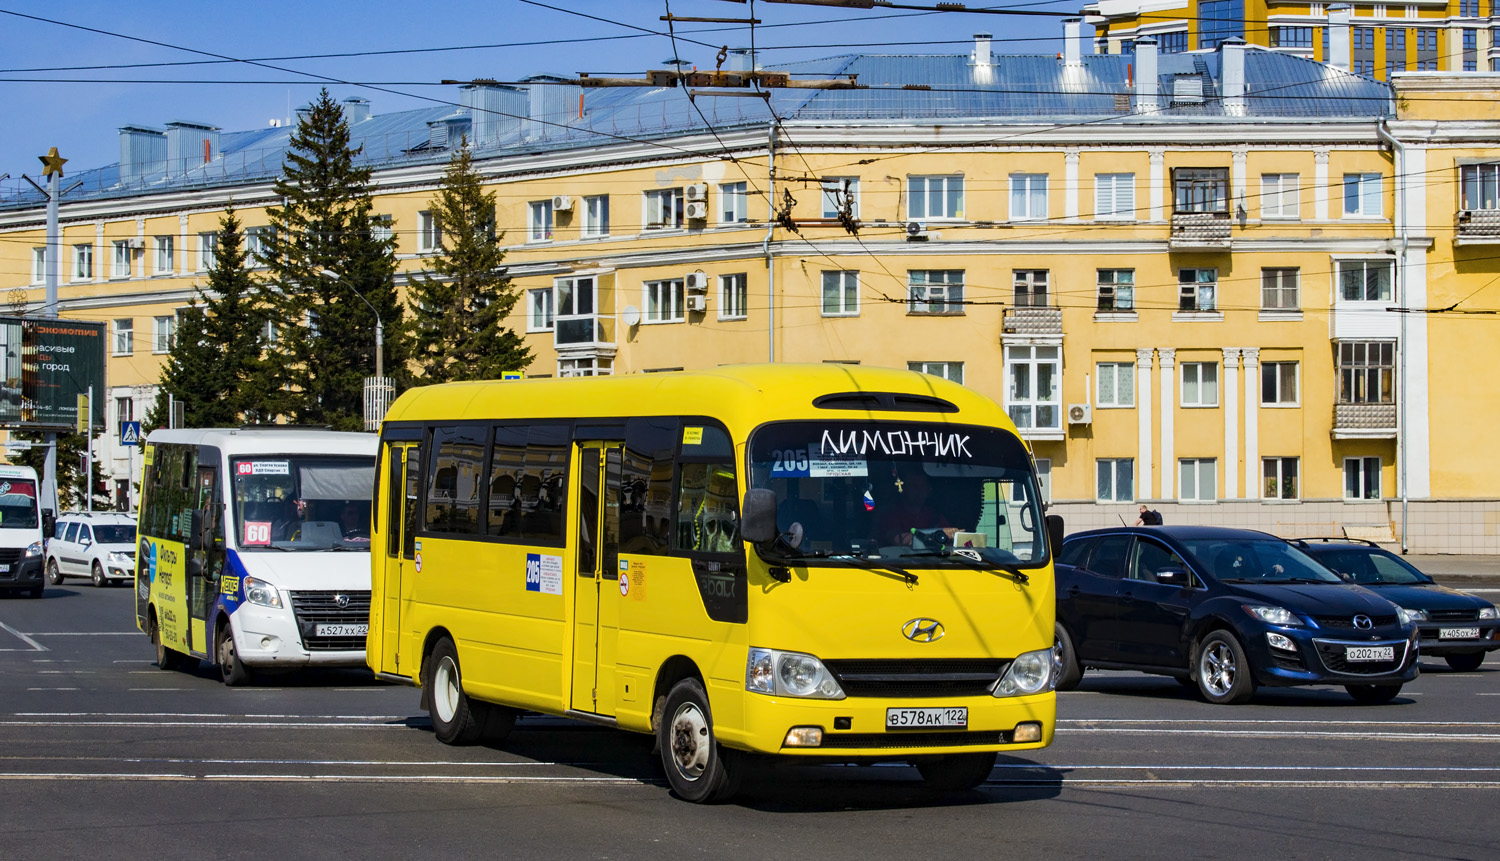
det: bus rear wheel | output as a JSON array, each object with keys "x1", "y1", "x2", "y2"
[
  {"x1": 216, "y1": 621, "x2": 254, "y2": 687},
  {"x1": 150, "y1": 614, "x2": 186, "y2": 672},
  {"x1": 425, "y1": 638, "x2": 513, "y2": 745},
  {"x1": 657, "y1": 678, "x2": 740, "y2": 803}
]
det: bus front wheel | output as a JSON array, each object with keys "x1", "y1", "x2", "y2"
[
  {"x1": 915, "y1": 752, "x2": 997, "y2": 792},
  {"x1": 215, "y1": 621, "x2": 255, "y2": 687},
  {"x1": 657, "y1": 678, "x2": 740, "y2": 803},
  {"x1": 425, "y1": 638, "x2": 513, "y2": 745}
]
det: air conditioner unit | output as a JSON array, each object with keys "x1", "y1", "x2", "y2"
[
  {"x1": 551, "y1": 195, "x2": 573, "y2": 212},
  {"x1": 126, "y1": 238, "x2": 145, "y2": 252},
  {"x1": 686, "y1": 295, "x2": 707, "y2": 313},
  {"x1": 1067, "y1": 403, "x2": 1092, "y2": 425},
  {"x1": 685, "y1": 201, "x2": 708, "y2": 221},
  {"x1": 684, "y1": 183, "x2": 708, "y2": 202},
  {"x1": 685, "y1": 272, "x2": 709, "y2": 292},
  {"x1": 905, "y1": 221, "x2": 928, "y2": 241}
]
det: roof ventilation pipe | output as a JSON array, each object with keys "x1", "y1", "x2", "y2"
[
  {"x1": 118, "y1": 125, "x2": 166, "y2": 186},
  {"x1": 1220, "y1": 38, "x2": 1247, "y2": 116},
  {"x1": 1134, "y1": 37, "x2": 1160, "y2": 113},
  {"x1": 972, "y1": 33, "x2": 992, "y2": 67},
  {"x1": 1063, "y1": 19, "x2": 1084, "y2": 65},
  {"x1": 726, "y1": 48, "x2": 756, "y2": 72},
  {"x1": 1328, "y1": 4, "x2": 1352, "y2": 71},
  {"x1": 343, "y1": 97, "x2": 371, "y2": 124}
]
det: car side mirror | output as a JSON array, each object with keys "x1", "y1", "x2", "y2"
[
  {"x1": 1155, "y1": 566, "x2": 1191, "y2": 587},
  {"x1": 741, "y1": 488, "x2": 778, "y2": 545},
  {"x1": 1045, "y1": 514, "x2": 1065, "y2": 557}
]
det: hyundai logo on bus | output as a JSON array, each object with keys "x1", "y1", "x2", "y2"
[{"x1": 902, "y1": 618, "x2": 945, "y2": 643}]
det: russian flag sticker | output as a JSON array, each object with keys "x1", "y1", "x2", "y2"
[{"x1": 863, "y1": 490, "x2": 875, "y2": 512}]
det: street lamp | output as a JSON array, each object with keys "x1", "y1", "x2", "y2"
[{"x1": 319, "y1": 269, "x2": 383, "y2": 381}]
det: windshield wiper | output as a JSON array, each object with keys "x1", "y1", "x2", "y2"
[
  {"x1": 897, "y1": 548, "x2": 1031, "y2": 585},
  {"x1": 762, "y1": 548, "x2": 919, "y2": 585}
]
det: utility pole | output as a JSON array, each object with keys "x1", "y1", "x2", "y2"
[{"x1": 24, "y1": 148, "x2": 70, "y2": 519}]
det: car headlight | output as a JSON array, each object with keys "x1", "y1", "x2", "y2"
[
  {"x1": 242, "y1": 575, "x2": 282, "y2": 609},
  {"x1": 1396, "y1": 607, "x2": 1426, "y2": 625},
  {"x1": 995, "y1": 648, "x2": 1053, "y2": 697},
  {"x1": 24, "y1": 541, "x2": 42, "y2": 558},
  {"x1": 1245, "y1": 605, "x2": 1303, "y2": 626},
  {"x1": 107, "y1": 551, "x2": 132, "y2": 565},
  {"x1": 744, "y1": 648, "x2": 845, "y2": 699},
  {"x1": 1480, "y1": 606, "x2": 1498, "y2": 621}
]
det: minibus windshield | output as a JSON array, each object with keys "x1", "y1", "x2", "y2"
[
  {"x1": 0, "y1": 480, "x2": 39, "y2": 529},
  {"x1": 748, "y1": 421, "x2": 1046, "y2": 567},
  {"x1": 231, "y1": 456, "x2": 375, "y2": 552}
]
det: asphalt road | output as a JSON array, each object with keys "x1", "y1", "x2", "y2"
[{"x1": 2, "y1": 583, "x2": 1498, "y2": 860}]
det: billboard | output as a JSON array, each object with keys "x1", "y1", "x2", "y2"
[{"x1": 0, "y1": 317, "x2": 107, "y2": 431}]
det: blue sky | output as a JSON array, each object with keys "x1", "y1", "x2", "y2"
[{"x1": 0, "y1": 0, "x2": 1079, "y2": 181}]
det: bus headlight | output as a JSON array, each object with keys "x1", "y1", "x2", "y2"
[
  {"x1": 243, "y1": 575, "x2": 282, "y2": 609},
  {"x1": 24, "y1": 541, "x2": 42, "y2": 558},
  {"x1": 995, "y1": 648, "x2": 1052, "y2": 697},
  {"x1": 745, "y1": 648, "x2": 845, "y2": 699}
]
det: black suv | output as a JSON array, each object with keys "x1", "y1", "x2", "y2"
[
  {"x1": 1054, "y1": 526, "x2": 1419, "y2": 704},
  {"x1": 1297, "y1": 538, "x2": 1499, "y2": 671}
]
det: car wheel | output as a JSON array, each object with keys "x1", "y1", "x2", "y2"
[
  {"x1": 215, "y1": 621, "x2": 255, "y2": 687},
  {"x1": 658, "y1": 677, "x2": 741, "y2": 803},
  {"x1": 1053, "y1": 623, "x2": 1084, "y2": 691},
  {"x1": 150, "y1": 615, "x2": 186, "y2": 671},
  {"x1": 1196, "y1": 630, "x2": 1256, "y2": 705},
  {"x1": 1443, "y1": 653, "x2": 1485, "y2": 672},
  {"x1": 46, "y1": 559, "x2": 64, "y2": 585},
  {"x1": 91, "y1": 562, "x2": 106, "y2": 588},
  {"x1": 915, "y1": 752, "x2": 997, "y2": 792},
  {"x1": 425, "y1": 637, "x2": 496, "y2": 745},
  {"x1": 1345, "y1": 684, "x2": 1402, "y2": 704}
]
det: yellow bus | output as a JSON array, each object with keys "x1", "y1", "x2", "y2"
[{"x1": 368, "y1": 364, "x2": 1060, "y2": 802}]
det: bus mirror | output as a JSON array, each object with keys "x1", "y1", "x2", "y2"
[
  {"x1": 189, "y1": 509, "x2": 205, "y2": 552},
  {"x1": 741, "y1": 489, "x2": 778, "y2": 545},
  {"x1": 42, "y1": 509, "x2": 56, "y2": 538},
  {"x1": 1045, "y1": 514, "x2": 1065, "y2": 557}
]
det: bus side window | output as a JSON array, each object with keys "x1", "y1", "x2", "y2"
[
  {"x1": 522, "y1": 426, "x2": 570, "y2": 544},
  {"x1": 675, "y1": 462, "x2": 740, "y2": 555},
  {"x1": 403, "y1": 444, "x2": 421, "y2": 560},
  {"x1": 620, "y1": 417, "x2": 678, "y2": 555},
  {"x1": 386, "y1": 448, "x2": 404, "y2": 558},
  {"x1": 487, "y1": 427, "x2": 527, "y2": 538}
]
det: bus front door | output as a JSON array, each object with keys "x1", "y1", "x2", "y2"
[
  {"x1": 571, "y1": 442, "x2": 621, "y2": 716},
  {"x1": 378, "y1": 443, "x2": 420, "y2": 677}
]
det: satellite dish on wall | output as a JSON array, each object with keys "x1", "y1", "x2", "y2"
[{"x1": 622, "y1": 305, "x2": 641, "y2": 327}]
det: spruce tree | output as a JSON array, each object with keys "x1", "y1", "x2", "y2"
[
  {"x1": 147, "y1": 208, "x2": 266, "y2": 428},
  {"x1": 408, "y1": 141, "x2": 531, "y2": 383},
  {"x1": 256, "y1": 89, "x2": 407, "y2": 429}
]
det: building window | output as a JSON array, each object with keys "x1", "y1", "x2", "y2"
[
  {"x1": 1181, "y1": 362, "x2": 1219, "y2": 407},
  {"x1": 1271, "y1": 26, "x2": 1314, "y2": 48},
  {"x1": 583, "y1": 194, "x2": 610, "y2": 236},
  {"x1": 719, "y1": 182, "x2": 748, "y2": 224},
  {"x1": 1261, "y1": 361, "x2": 1300, "y2": 405},
  {"x1": 528, "y1": 200, "x2": 553, "y2": 242},
  {"x1": 719, "y1": 273, "x2": 748, "y2": 320},
  {"x1": 527, "y1": 287, "x2": 554, "y2": 332},
  {"x1": 1460, "y1": 163, "x2": 1500, "y2": 211},
  {"x1": 1094, "y1": 173, "x2": 1136, "y2": 220},
  {"x1": 908, "y1": 270, "x2": 964, "y2": 315},
  {"x1": 1461, "y1": 0, "x2": 1478, "y2": 15},
  {"x1": 1261, "y1": 173, "x2": 1300, "y2": 218},
  {"x1": 112, "y1": 319, "x2": 134, "y2": 356},
  {"x1": 1173, "y1": 168, "x2": 1229, "y2": 214},
  {"x1": 1262, "y1": 268, "x2": 1299, "y2": 310},
  {"x1": 1344, "y1": 456, "x2": 1382, "y2": 500},
  {"x1": 197, "y1": 232, "x2": 217, "y2": 271},
  {"x1": 1006, "y1": 345, "x2": 1060, "y2": 430},
  {"x1": 371, "y1": 214, "x2": 394, "y2": 242},
  {"x1": 1097, "y1": 269, "x2": 1134, "y2": 311},
  {"x1": 153, "y1": 315, "x2": 177, "y2": 353},
  {"x1": 822, "y1": 271, "x2": 859, "y2": 316},
  {"x1": 1097, "y1": 362, "x2": 1135, "y2": 407},
  {"x1": 154, "y1": 235, "x2": 174, "y2": 274},
  {"x1": 1338, "y1": 260, "x2": 1393, "y2": 302},
  {"x1": 115, "y1": 396, "x2": 134, "y2": 426},
  {"x1": 644, "y1": 279, "x2": 685, "y2": 323},
  {"x1": 1096, "y1": 459, "x2": 1134, "y2": 502},
  {"x1": 246, "y1": 227, "x2": 273, "y2": 264},
  {"x1": 418, "y1": 210, "x2": 441, "y2": 252},
  {"x1": 554, "y1": 276, "x2": 600, "y2": 346},
  {"x1": 1179, "y1": 458, "x2": 1217, "y2": 502},
  {"x1": 1339, "y1": 341, "x2": 1395, "y2": 404},
  {"x1": 1343, "y1": 173, "x2": 1382, "y2": 217},
  {"x1": 821, "y1": 177, "x2": 859, "y2": 219},
  {"x1": 73, "y1": 243, "x2": 93, "y2": 281},
  {"x1": 644, "y1": 188, "x2": 685, "y2": 230},
  {"x1": 111, "y1": 240, "x2": 132, "y2": 279},
  {"x1": 1198, "y1": 0, "x2": 1245, "y2": 49},
  {"x1": 908, "y1": 175, "x2": 964, "y2": 220},
  {"x1": 908, "y1": 361, "x2": 964, "y2": 384},
  {"x1": 1178, "y1": 269, "x2": 1217, "y2": 311},
  {"x1": 1159, "y1": 30, "x2": 1188, "y2": 53},
  {"x1": 1013, "y1": 270, "x2": 1050, "y2": 307},
  {"x1": 1009, "y1": 173, "x2": 1048, "y2": 220},
  {"x1": 559, "y1": 356, "x2": 613, "y2": 377},
  {"x1": 1263, "y1": 457, "x2": 1300, "y2": 500},
  {"x1": 31, "y1": 247, "x2": 45, "y2": 284}
]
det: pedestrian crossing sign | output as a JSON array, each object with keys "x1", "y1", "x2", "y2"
[{"x1": 120, "y1": 421, "x2": 141, "y2": 445}]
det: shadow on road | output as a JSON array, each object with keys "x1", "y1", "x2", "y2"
[{"x1": 1070, "y1": 674, "x2": 1423, "y2": 707}]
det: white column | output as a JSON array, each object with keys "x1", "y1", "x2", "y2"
[
  {"x1": 1149, "y1": 149, "x2": 1165, "y2": 222},
  {"x1": 1065, "y1": 149, "x2": 1080, "y2": 221},
  {"x1": 178, "y1": 214, "x2": 189, "y2": 276},
  {"x1": 1137, "y1": 348, "x2": 1154, "y2": 499},
  {"x1": 1159, "y1": 348, "x2": 1176, "y2": 499},
  {"x1": 1231, "y1": 149, "x2": 1248, "y2": 221},
  {"x1": 1242, "y1": 347, "x2": 1260, "y2": 499},
  {"x1": 1402, "y1": 144, "x2": 1431, "y2": 498},
  {"x1": 94, "y1": 221, "x2": 105, "y2": 284},
  {"x1": 1222, "y1": 348, "x2": 1241, "y2": 499},
  {"x1": 1444, "y1": 23, "x2": 1463, "y2": 72},
  {"x1": 1314, "y1": 149, "x2": 1330, "y2": 221}
]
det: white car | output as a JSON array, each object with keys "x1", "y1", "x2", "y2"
[{"x1": 46, "y1": 512, "x2": 137, "y2": 588}]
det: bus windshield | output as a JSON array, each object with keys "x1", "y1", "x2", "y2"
[
  {"x1": 0, "y1": 479, "x2": 39, "y2": 530},
  {"x1": 748, "y1": 421, "x2": 1047, "y2": 567},
  {"x1": 231, "y1": 455, "x2": 375, "y2": 552}
]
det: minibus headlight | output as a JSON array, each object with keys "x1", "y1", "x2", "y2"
[
  {"x1": 744, "y1": 647, "x2": 845, "y2": 699},
  {"x1": 24, "y1": 541, "x2": 42, "y2": 558},
  {"x1": 995, "y1": 648, "x2": 1052, "y2": 697},
  {"x1": 243, "y1": 575, "x2": 282, "y2": 609}
]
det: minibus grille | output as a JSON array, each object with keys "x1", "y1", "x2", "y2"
[
  {"x1": 0, "y1": 548, "x2": 24, "y2": 565},
  {"x1": 289, "y1": 590, "x2": 371, "y2": 651},
  {"x1": 823, "y1": 659, "x2": 1010, "y2": 698}
]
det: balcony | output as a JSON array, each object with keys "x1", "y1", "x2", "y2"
[
  {"x1": 1332, "y1": 403, "x2": 1397, "y2": 439},
  {"x1": 1002, "y1": 305, "x2": 1062, "y2": 336},
  {"x1": 1170, "y1": 212, "x2": 1232, "y2": 249},
  {"x1": 1455, "y1": 209, "x2": 1500, "y2": 245}
]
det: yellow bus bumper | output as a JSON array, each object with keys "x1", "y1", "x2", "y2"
[{"x1": 731, "y1": 690, "x2": 1055, "y2": 758}]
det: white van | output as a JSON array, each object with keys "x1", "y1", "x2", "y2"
[
  {"x1": 47, "y1": 511, "x2": 138, "y2": 587},
  {"x1": 134, "y1": 428, "x2": 377, "y2": 685},
  {"x1": 0, "y1": 464, "x2": 47, "y2": 599}
]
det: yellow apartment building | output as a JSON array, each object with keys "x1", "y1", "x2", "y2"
[{"x1": 0, "y1": 38, "x2": 1497, "y2": 550}]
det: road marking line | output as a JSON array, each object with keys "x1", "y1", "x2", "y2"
[
  {"x1": 1064, "y1": 727, "x2": 1500, "y2": 741},
  {"x1": 127, "y1": 688, "x2": 191, "y2": 692},
  {"x1": 112, "y1": 660, "x2": 152, "y2": 664},
  {"x1": 0, "y1": 720, "x2": 418, "y2": 729},
  {"x1": 14, "y1": 712, "x2": 411, "y2": 719},
  {"x1": 1063, "y1": 718, "x2": 1500, "y2": 727},
  {"x1": 0, "y1": 772, "x2": 658, "y2": 785},
  {"x1": 0, "y1": 621, "x2": 46, "y2": 652},
  {"x1": 27, "y1": 632, "x2": 138, "y2": 636},
  {"x1": 26, "y1": 688, "x2": 80, "y2": 692}
]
